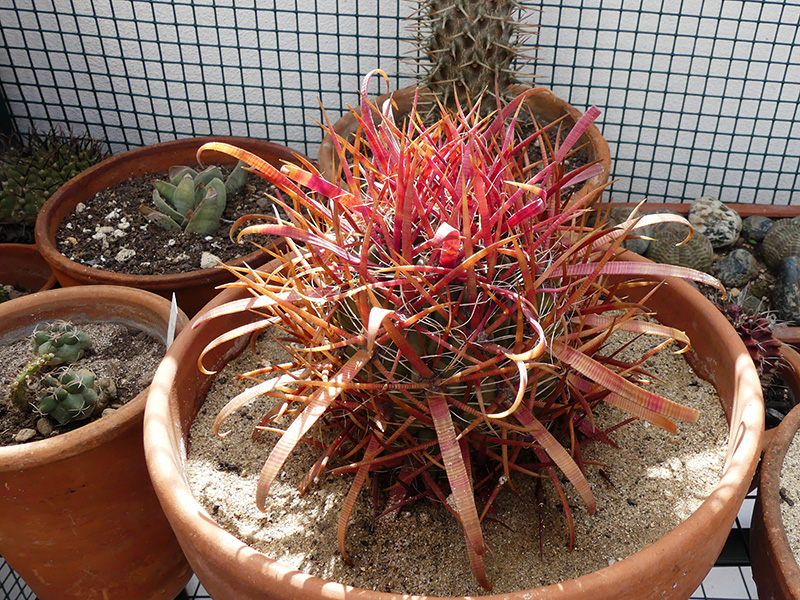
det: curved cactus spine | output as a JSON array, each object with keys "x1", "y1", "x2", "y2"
[{"x1": 0, "y1": 130, "x2": 107, "y2": 225}]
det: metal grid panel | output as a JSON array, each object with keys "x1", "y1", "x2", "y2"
[
  {"x1": 534, "y1": 0, "x2": 800, "y2": 205},
  {"x1": 2, "y1": 1, "x2": 799, "y2": 206},
  {"x1": 0, "y1": 0, "x2": 418, "y2": 154}
]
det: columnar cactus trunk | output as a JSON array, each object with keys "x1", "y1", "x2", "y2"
[{"x1": 414, "y1": 0, "x2": 534, "y2": 114}]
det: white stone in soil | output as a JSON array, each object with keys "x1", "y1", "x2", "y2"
[
  {"x1": 688, "y1": 196, "x2": 742, "y2": 249},
  {"x1": 200, "y1": 252, "x2": 222, "y2": 269},
  {"x1": 14, "y1": 429, "x2": 36, "y2": 443},
  {"x1": 115, "y1": 248, "x2": 136, "y2": 262}
]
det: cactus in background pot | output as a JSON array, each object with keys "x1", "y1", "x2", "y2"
[
  {"x1": 0, "y1": 130, "x2": 107, "y2": 226},
  {"x1": 193, "y1": 71, "x2": 722, "y2": 589},
  {"x1": 140, "y1": 161, "x2": 248, "y2": 235}
]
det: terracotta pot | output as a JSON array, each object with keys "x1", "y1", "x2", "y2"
[
  {"x1": 0, "y1": 243, "x2": 57, "y2": 293},
  {"x1": 0, "y1": 285, "x2": 192, "y2": 600},
  {"x1": 751, "y1": 402, "x2": 800, "y2": 600},
  {"x1": 144, "y1": 252, "x2": 762, "y2": 600},
  {"x1": 317, "y1": 84, "x2": 612, "y2": 208},
  {"x1": 761, "y1": 344, "x2": 800, "y2": 453},
  {"x1": 34, "y1": 136, "x2": 311, "y2": 317}
]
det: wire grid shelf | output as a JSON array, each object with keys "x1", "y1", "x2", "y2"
[
  {"x1": 1, "y1": 0, "x2": 800, "y2": 206},
  {"x1": 0, "y1": 492, "x2": 760, "y2": 599}
]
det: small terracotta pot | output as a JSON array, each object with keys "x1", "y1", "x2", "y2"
[
  {"x1": 317, "y1": 85, "x2": 612, "y2": 208},
  {"x1": 751, "y1": 396, "x2": 800, "y2": 599},
  {"x1": 0, "y1": 285, "x2": 192, "y2": 600},
  {"x1": 0, "y1": 243, "x2": 57, "y2": 292},
  {"x1": 144, "y1": 253, "x2": 762, "y2": 600},
  {"x1": 35, "y1": 136, "x2": 310, "y2": 317}
]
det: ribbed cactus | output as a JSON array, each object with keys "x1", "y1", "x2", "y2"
[
  {"x1": 140, "y1": 161, "x2": 247, "y2": 235},
  {"x1": 0, "y1": 130, "x2": 107, "y2": 225},
  {"x1": 38, "y1": 368, "x2": 98, "y2": 425},
  {"x1": 194, "y1": 72, "x2": 723, "y2": 589},
  {"x1": 32, "y1": 321, "x2": 93, "y2": 365},
  {"x1": 413, "y1": 0, "x2": 534, "y2": 114}
]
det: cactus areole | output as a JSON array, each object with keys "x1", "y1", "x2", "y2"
[{"x1": 193, "y1": 71, "x2": 724, "y2": 588}]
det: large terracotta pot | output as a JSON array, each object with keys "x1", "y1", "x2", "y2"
[
  {"x1": 143, "y1": 253, "x2": 762, "y2": 600},
  {"x1": 751, "y1": 366, "x2": 800, "y2": 600},
  {"x1": 35, "y1": 136, "x2": 310, "y2": 317},
  {"x1": 0, "y1": 243, "x2": 57, "y2": 293},
  {"x1": 317, "y1": 84, "x2": 612, "y2": 208},
  {"x1": 0, "y1": 285, "x2": 192, "y2": 600}
]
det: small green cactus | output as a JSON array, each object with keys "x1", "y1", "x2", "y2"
[
  {"x1": 0, "y1": 130, "x2": 107, "y2": 225},
  {"x1": 37, "y1": 368, "x2": 98, "y2": 425},
  {"x1": 140, "y1": 161, "x2": 247, "y2": 235},
  {"x1": 32, "y1": 321, "x2": 93, "y2": 365},
  {"x1": 8, "y1": 322, "x2": 92, "y2": 411}
]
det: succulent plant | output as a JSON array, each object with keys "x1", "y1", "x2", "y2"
[
  {"x1": 0, "y1": 130, "x2": 107, "y2": 225},
  {"x1": 140, "y1": 161, "x2": 247, "y2": 235},
  {"x1": 37, "y1": 368, "x2": 99, "y2": 425},
  {"x1": 8, "y1": 322, "x2": 93, "y2": 411},
  {"x1": 32, "y1": 321, "x2": 93, "y2": 365},
  {"x1": 194, "y1": 72, "x2": 722, "y2": 589},
  {"x1": 721, "y1": 302, "x2": 782, "y2": 381},
  {"x1": 412, "y1": 0, "x2": 534, "y2": 115}
]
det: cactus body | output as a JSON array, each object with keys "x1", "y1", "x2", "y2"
[
  {"x1": 38, "y1": 368, "x2": 98, "y2": 425},
  {"x1": 32, "y1": 322, "x2": 92, "y2": 365},
  {"x1": 0, "y1": 131, "x2": 106, "y2": 225}
]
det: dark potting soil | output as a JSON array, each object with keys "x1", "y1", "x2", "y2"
[
  {"x1": 55, "y1": 168, "x2": 281, "y2": 276},
  {"x1": 0, "y1": 322, "x2": 164, "y2": 446}
]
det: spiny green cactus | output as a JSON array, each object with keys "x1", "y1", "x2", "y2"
[
  {"x1": 32, "y1": 321, "x2": 93, "y2": 365},
  {"x1": 140, "y1": 161, "x2": 247, "y2": 235},
  {"x1": 37, "y1": 368, "x2": 98, "y2": 425},
  {"x1": 8, "y1": 322, "x2": 92, "y2": 411},
  {"x1": 413, "y1": 0, "x2": 534, "y2": 115},
  {"x1": 0, "y1": 130, "x2": 107, "y2": 225}
]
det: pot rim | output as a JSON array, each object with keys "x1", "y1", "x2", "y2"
[
  {"x1": 317, "y1": 84, "x2": 612, "y2": 206},
  {"x1": 756, "y1": 382, "x2": 800, "y2": 589},
  {"x1": 145, "y1": 257, "x2": 764, "y2": 599},
  {"x1": 34, "y1": 136, "x2": 305, "y2": 289},
  {"x1": 0, "y1": 285, "x2": 188, "y2": 470},
  {"x1": 0, "y1": 242, "x2": 58, "y2": 291}
]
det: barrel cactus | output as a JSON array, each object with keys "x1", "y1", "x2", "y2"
[
  {"x1": 194, "y1": 73, "x2": 722, "y2": 589},
  {"x1": 140, "y1": 161, "x2": 247, "y2": 235},
  {"x1": 0, "y1": 130, "x2": 107, "y2": 225},
  {"x1": 37, "y1": 368, "x2": 99, "y2": 425}
]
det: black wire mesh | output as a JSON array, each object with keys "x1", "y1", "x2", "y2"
[{"x1": 2, "y1": 1, "x2": 799, "y2": 206}]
